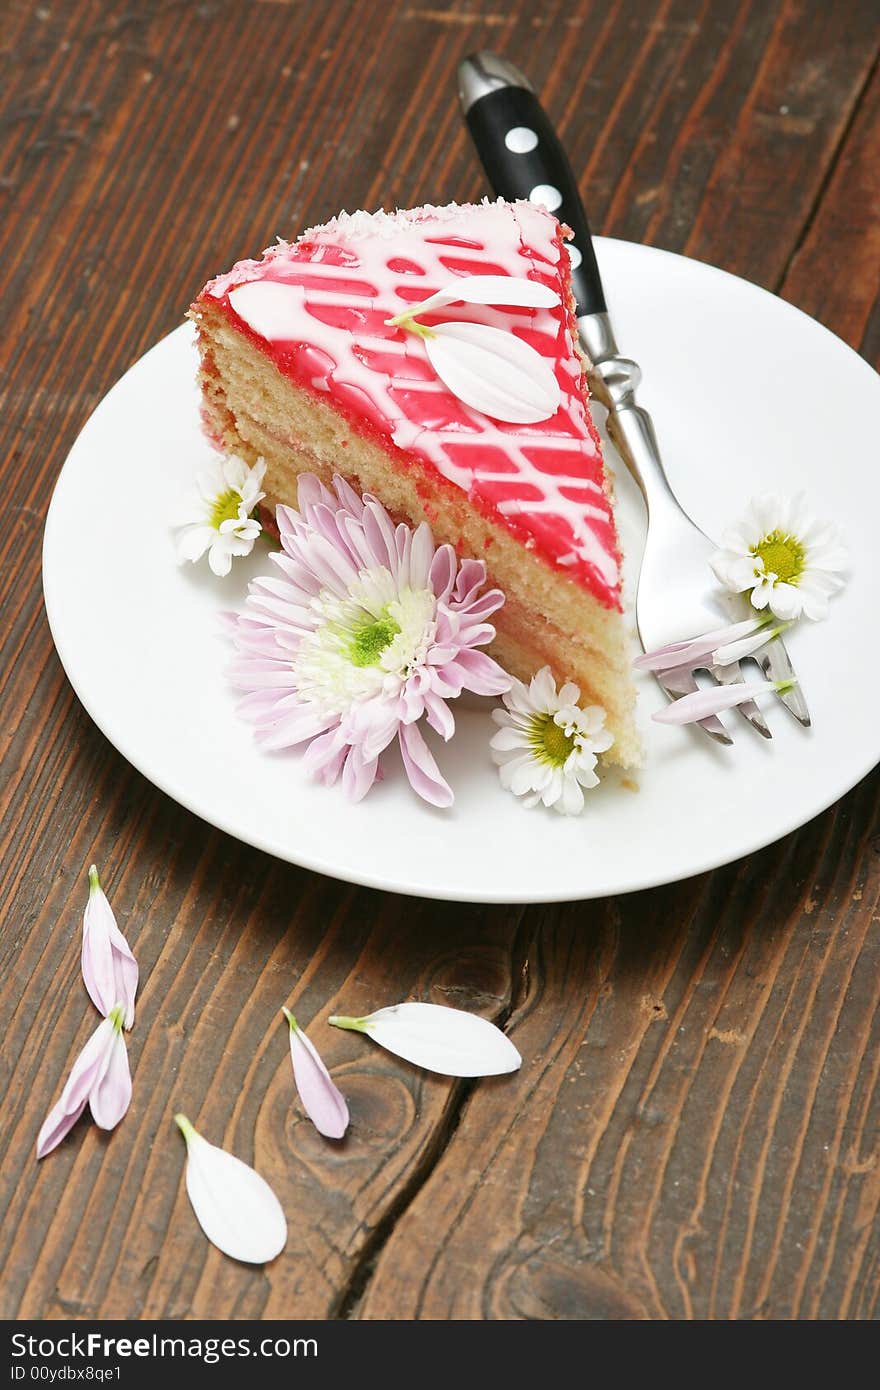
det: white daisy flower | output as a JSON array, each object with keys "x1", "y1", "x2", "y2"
[
  {"x1": 490, "y1": 667, "x2": 613, "y2": 816},
  {"x1": 710, "y1": 494, "x2": 847, "y2": 621},
  {"x1": 174, "y1": 453, "x2": 267, "y2": 577}
]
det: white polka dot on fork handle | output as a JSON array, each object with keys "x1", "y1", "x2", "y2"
[
  {"x1": 529, "y1": 183, "x2": 563, "y2": 212},
  {"x1": 567, "y1": 244, "x2": 582, "y2": 269},
  {"x1": 505, "y1": 126, "x2": 538, "y2": 154}
]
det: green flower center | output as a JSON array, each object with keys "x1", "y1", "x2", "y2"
[
  {"x1": 529, "y1": 713, "x2": 576, "y2": 766},
  {"x1": 753, "y1": 530, "x2": 805, "y2": 585},
  {"x1": 347, "y1": 610, "x2": 402, "y2": 668},
  {"x1": 210, "y1": 488, "x2": 243, "y2": 529}
]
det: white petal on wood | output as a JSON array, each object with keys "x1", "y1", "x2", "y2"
[
  {"x1": 177, "y1": 1118, "x2": 287, "y2": 1265},
  {"x1": 401, "y1": 274, "x2": 559, "y2": 318},
  {"x1": 424, "y1": 321, "x2": 561, "y2": 424},
  {"x1": 332, "y1": 1002, "x2": 522, "y2": 1077}
]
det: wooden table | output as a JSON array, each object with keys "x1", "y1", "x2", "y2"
[{"x1": 3, "y1": 0, "x2": 879, "y2": 1322}]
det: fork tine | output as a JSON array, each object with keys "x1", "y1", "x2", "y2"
[
  {"x1": 656, "y1": 667, "x2": 733, "y2": 745},
  {"x1": 709, "y1": 662, "x2": 773, "y2": 739},
  {"x1": 757, "y1": 638, "x2": 811, "y2": 726}
]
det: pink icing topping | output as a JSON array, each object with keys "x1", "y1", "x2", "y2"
[{"x1": 201, "y1": 199, "x2": 621, "y2": 607}]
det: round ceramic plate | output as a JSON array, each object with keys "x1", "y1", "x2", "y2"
[{"x1": 43, "y1": 238, "x2": 880, "y2": 902}]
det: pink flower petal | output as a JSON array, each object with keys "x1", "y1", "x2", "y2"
[
  {"x1": 89, "y1": 1028, "x2": 132, "y2": 1131},
  {"x1": 453, "y1": 559, "x2": 489, "y2": 605},
  {"x1": 293, "y1": 475, "x2": 334, "y2": 516},
  {"x1": 36, "y1": 1013, "x2": 120, "y2": 1158},
  {"x1": 398, "y1": 723, "x2": 454, "y2": 808},
  {"x1": 429, "y1": 544, "x2": 457, "y2": 601},
  {"x1": 634, "y1": 616, "x2": 766, "y2": 673},
  {"x1": 82, "y1": 866, "x2": 138, "y2": 1028},
  {"x1": 347, "y1": 701, "x2": 401, "y2": 761},
  {"x1": 301, "y1": 725, "x2": 347, "y2": 780},
  {"x1": 225, "y1": 473, "x2": 515, "y2": 810},
  {"x1": 341, "y1": 745, "x2": 379, "y2": 801},
  {"x1": 452, "y1": 587, "x2": 506, "y2": 622},
  {"x1": 409, "y1": 523, "x2": 435, "y2": 590},
  {"x1": 442, "y1": 648, "x2": 512, "y2": 696},
  {"x1": 36, "y1": 1093, "x2": 89, "y2": 1160},
  {"x1": 332, "y1": 474, "x2": 365, "y2": 518},
  {"x1": 361, "y1": 500, "x2": 398, "y2": 575},
  {"x1": 254, "y1": 706, "x2": 336, "y2": 751},
  {"x1": 424, "y1": 691, "x2": 456, "y2": 741},
  {"x1": 283, "y1": 1009, "x2": 349, "y2": 1139},
  {"x1": 654, "y1": 679, "x2": 778, "y2": 725}
]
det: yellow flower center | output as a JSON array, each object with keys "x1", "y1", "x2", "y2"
[
  {"x1": 210, "y1": 488, "x2": 243, "y2": 529},
  {"x1": 530, "y1": 713, "x2": 576, "y2": 766},
  {"x1": 753, "y1": 530, "x2": 805, "y2": 584},
  {"x1": 347, "y1": 611, "x2": 402, "y2": 668}
]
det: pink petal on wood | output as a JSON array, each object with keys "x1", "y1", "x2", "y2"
[{"x1": 283, "y1": 1010, "x2": 349, "y2": 1139}]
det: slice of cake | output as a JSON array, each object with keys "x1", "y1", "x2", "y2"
[{"x1": 190, "y1": 198, "x2": 639, "y2": 766}]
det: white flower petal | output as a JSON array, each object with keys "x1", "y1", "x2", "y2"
[
  {"x1": 173, "y1": 452, "x2": 264, "y2": 574},
  {"x1": 586, "y1": 728, "x2": 614, "y2": 756},
  {"x1": 176, "y1": 525, "x2": 214, "y2": 564},
  {"x1": 175, "y1": 1116, "x2": 287, "y2": 1265},
  {"x1": 710, "y1": 550, "x2": 761, "y2": 592},
  {"x1": 713, "y1": 624, "x2": 781, "y2": 665},
  {"x1": 208, "y1": 541, "x2": 234, "y2": 578},
  {"x1": 711, "y1": 494, "x2": 847, "y2": 622},
  {"x1": 509, "y1": 754, "x2": 543, "y2": 796},
  {"x1": 424, "y1": 321, "x2": 560, "y2": 424},
  {"x1": 556, "y1": 681, "x2": 582, "y2": 708},
  {"x1": 529, "y1": 666, "x2": 557, "y2": 710},
  {"x1": 496, "y1": 749, "x2": 533, "y2": 786},
  {"x1": 491, "y1": 665, "x2": 610, "y2": 814},
  {"x1": 557, "y1": 776, "x2": 585, "y2": 817},
  {"x1": 800, "y1": 591, "x2": 830, "y2": 621},
  {"x1": 195, "y1": 459, "x2": 226, "y2": 501},
  {"x1": 489, "y1": 726, "x2": 531, "y2": 753},
  {"x1": 575, "y1": 760, "x2": 601, "y2": 791},
  {"x1": 396, "y1": 274, "x2": 559, "y2": 319},
  {"x1": 228, "y1": 281, "x2": 304, "y2": 340},
  {"x1": 766, "y1": 582, "x2": 804, "y2": 621},
  {"x1": 329, "y1": 1002, "x2": 521, "y2": 1078},
  {"x1": 581, "y1": 704, "x2": 611, "y2": 736},
  {"x1": 751, "y1": 494, "x2": 783, "y2": 536},
  {"x1": 223, "y1": 454, "x2": 249, "y2": 491}
]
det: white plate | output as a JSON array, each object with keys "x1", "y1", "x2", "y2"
[{"x1": 43, "y1": 239, "x2": 880, "y2": 902}]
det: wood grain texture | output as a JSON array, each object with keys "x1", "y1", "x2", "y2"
[
  {"x1": 360, "y1": 781, "x2": 880, "y2": 1319},
  {"x1": 781, "y1": 56, "x2": 880, "y2": 356},
  {"x1": 1, "y1": 0, "x2": 879, "y2": 1320}
]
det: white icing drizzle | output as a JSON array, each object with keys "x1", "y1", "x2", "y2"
[{"x1": 213, "y1": 200, "x2": 619, "y2": 591}]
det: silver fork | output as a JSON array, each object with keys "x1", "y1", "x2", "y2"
[
  {"x1": 457, "y1": 51, "x2": 810, "y2": 742},
  {"x1": 583, "y1": 327, "x2": 810, "y2": 742}
]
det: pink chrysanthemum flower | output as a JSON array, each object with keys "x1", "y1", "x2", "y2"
[{"x1": 226, "y1": 474, "x2": 510, "y2": 807}]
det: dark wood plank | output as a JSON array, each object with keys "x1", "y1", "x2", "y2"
[
  {"x1": 781, "y1": 58, "x2": 880, "y2": 356},
  {"x1": 1, "y1": 817, "x2": 523, "y2": 1317},
  {"x1": 360, "y1": 777, "x2": 880, "y2": 1319},
  {"x1": 1, "y1": 0, "x2": 879, "y2": 1321},
  {"x1": 680, "y1": 0, "x2": 880, "y2": 285}
]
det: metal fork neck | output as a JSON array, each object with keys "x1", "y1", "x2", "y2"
[{"x1": 578, "y1": 311, "x2": 686, "y2": 523}]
